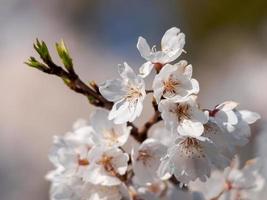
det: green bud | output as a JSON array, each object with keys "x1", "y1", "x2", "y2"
[
  {"x1": 33, "y1": 39, "x2": 52, "y2": 62},
  {"x1": 56, "y1": 40, "x2": 73, "y2": 72},
  {"x1": 25, "y1": 56, "x2": 48, "y2": 71}
]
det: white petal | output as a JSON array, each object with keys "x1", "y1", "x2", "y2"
[
  {"x1": 90, "y1": 108, "x2": 112, "y2": 133},
  {"x1": 161, "y1": 27, "x2": 185, "y2": 62},
  {"x1": 139, "y1": 61, "x2": 154, "y2": 78},
  {"x1": 216, "y1": 101, "x2": 239, "y2": 111},
  {"x1": 191, "y1": 78, "x2": 200, "y2": 94},
  {"x1": 148, "y1": 121, "x2": 176, "y2": 146},
  {"x1": 109, "y1": 100, "x2": 132, "y2": 124},
  {"x1": 99, "y1": 79, "x2": 126, "y2": 102},
  {"x1": 128, "y1": 99, "x2": 143, "y2": 122},
  {"x1": 137, "y1": 36, "x2": 151, "y2": 60},
  {"x1": 132, "y1": 138, "x2": 167, "y2": 184},
  {"x1": 118, "y1": 62, "x2": 137, "y2": 81},
  {"x1": 158, "y1": 100, "x2": 179, "y2": 131},
  {"x1": 91, "y1": 108, "x2": 130, "y2": 147},
  {"x1": 239, "y1": 110, "x2": 261, "y2": 124},
  {"x1": 192, "y1": 108, "x2": 209, "y2": 124},
  {"x1": 178, "y1": 119, "x2": 205, "y2": 137}
]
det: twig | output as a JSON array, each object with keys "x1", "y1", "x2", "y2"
[
  {"x1": 25, "y1": 39, "x2": 162, "y2": 143},
  {"x1": 145, "y1": 89, "x2": 153, "y2": 94},
  {"x1": 26, "y1": 39, "x2": 112, "y2": 109}
]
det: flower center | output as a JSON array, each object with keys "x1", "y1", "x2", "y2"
[
  {"x1": 172, "y1": 104, "x2": 191, "y2": 121},
  {"x1": 126, "y1": 86, "x2": 142, "y2": 103},
  {"x1": 136, "y1": 149, "x2": 152, "y2": 166},
  {"x1": 103, "y1": 128, "x2": 118, "y2": 145},
  {"x1": 97, "y1": 154, "x2": 117, "y2": 176},
  {"x1": 163, "y1": 77, "x2": 180, "y2": 95},
  {"x1": 179, "y1": 137, "x2": 205, "y2": 158}
]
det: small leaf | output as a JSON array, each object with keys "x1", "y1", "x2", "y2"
[
  {"x1": 25, "y1": 56, "x2": 48, "y2": 71},
  {"x1": 33, "y1": 39, "x2": 52, "y2": 62},
  {"x1": 56, "y1": 40, "x2": 73, "y2": 72}
]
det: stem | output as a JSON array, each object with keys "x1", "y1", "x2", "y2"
[
  {"x1": 145, "y1": 89, "x2": 153, "y2": 94},
  {"x1": 29, "y1": 48, "x2": 112, "y2": 109},
  {"x1": 26, "y1": 40, "x2": 162, "y2": 143},
  {"x1": 210, "y1": 189, "x2": 225, "y2": 200}
]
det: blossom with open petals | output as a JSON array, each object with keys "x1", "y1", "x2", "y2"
[
  {"x1": 48, "y1": 122, "x2": 95, "y2": 179},
  {"x1": 159, "y1": 97, "x2": 209, "y2": 137},
  {"x1": 90, "y1": 108, "x2": 131, "y2": 148},
  {"x1": 190, "y1": 157, "x2": 265, "y2": 200},
  {"x1": 83, "y1": 146, "x2": 129, "y2": 186},
  {"x1": 212, "y1": 101, "x2": 260, "y2": 146},
  {"x1": 158, "y1": 136, "x2": 229, "y2": 184},
  {"x1": 48, "y1": 175, "x2": 130, "y2": 200},
  {"x1": 152, "y1": 61, "x2": 199, "y2": 103},
  {"x1": 99, "y1": 62, "x2": 146, "y2": 124},
  {"x1": 132, "y1": 138, "x2": 167, "y2": 185},
  {"x1": 137, "y1": 27, "x2": 185, "y2": 77}
]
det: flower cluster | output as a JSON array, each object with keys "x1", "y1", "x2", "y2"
[{"x1": 47, "y1": 27, "x2": 264, "y2": 200}]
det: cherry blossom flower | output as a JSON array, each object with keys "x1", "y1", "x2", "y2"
[
  {"x1": 99, "y1": 62, "x2": 146, "y2": 124},
  {"x1": 49, "y1": 175, "x2": 130, "y2": 200},
  {"x1": 152, "y1": 61, "x2": 199, "y2": 103},
  {"x1": 132, "y1": 138, "x2": 167, "y2": 185},
  {"x1": 159, "y1": 97, "x2": 209, "y2": 137},
  {"x1": 90, "y1": 108, "x2": 131, "y2": 148},
  {"x1": 131, "y1": 179, "x2": 205, "y2": 200},
  {"x1": 190, "y1": 158, "x2": 265, "y2": 200},
  {"x1": 213, "y1": 101, "x2": 260, "y2": 146},
  {"x1": 202, "y1": 119, "x2": 237, "y2": 160},
  {"x1": 48, "y1": 123, "x2": 95, "y2": 179},
  {"x1": 137, "y1": 27, "x2": 185, "y2": 77},
  {"x1": 49, "y1": 176, "x2": 84, "y2": 200},
  {"x1": 158, "y1": 135, "x2": 229, "y2": 184},
  {"x1": 83, "y1": 146, "x2": 129, "y2": 186}
]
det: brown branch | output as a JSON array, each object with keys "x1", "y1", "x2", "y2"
[
  {"x1": 42, "y1": 62, "x2": 112, "y2": 109},
  {"x1": 26, "y1": 40, "x2": 112, "y2": 109},
  {"x1": 26, "y1": 39, "x2": 162, "y2": 143}
]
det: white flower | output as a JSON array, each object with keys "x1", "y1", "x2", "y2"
[
  {"x1": 213, "y1": 101, "x2": 260, "y2": 146},
  {"x1": 49, "y1": 176, "x2": 84, "y2": 200},
  {"x1": 131, "y1": 178, "x2": 205, "y2": 200},
  {"x1": 48, "y1": 123, "x2": 95, "y2": 178},
  {"x1": 83, "y1": 183, "x2": 130, "y2": 200},
  {"x1": 99, "y1": 62, "x2": 146, "y2": 124},
  {"x1": 132, "y1": 138, "x2": 167, "y2": 185},
  {"x1": 49, "y1": 175, "x2": 130, "y2": 200},
  {"x1": 159, "y1": 97, "x2": 209, "y2": 137},
  {"x1": 152, "y1": 61, "x2": 199, "y2": 103},
  {"x1": 137, "y1": 27, "x2": 185, "y2": 77},
  {"x1": 83, "y1": 146, "x2": 129, "y2": 186},
  {"x1": 90, "y1": 108, "x2": 131, "y2": 147},
  {"x1": 190, "y1": 158, "x2": 265, "y2": 200},
  {"x1": 158, "y1": 136, "x2": 229, "y2": 184},
  {"x1": 202, "y1": 119, "x2": 237, "y2": 160}
]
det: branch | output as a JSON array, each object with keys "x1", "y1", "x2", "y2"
[
  {"x1": 25, "y1": 39, "x2": 112, "y2": 109},
  {"x1": 25, "y1": 39, "x2": 161, "y2": 143}
]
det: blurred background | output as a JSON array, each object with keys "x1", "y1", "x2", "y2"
[{"x1": 1, "y1": 0, "x2": 267, "y2": 199}]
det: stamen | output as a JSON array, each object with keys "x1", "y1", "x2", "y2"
[
  {"x1": 163, "y1": 77, "x2": 180, "y2": 95},
  {"x1": 136, "y1": 149, "x2": 152, "y2": 166},
  {"x1": 97, "y1": 154, "x2": 117, "y2": 176}
]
